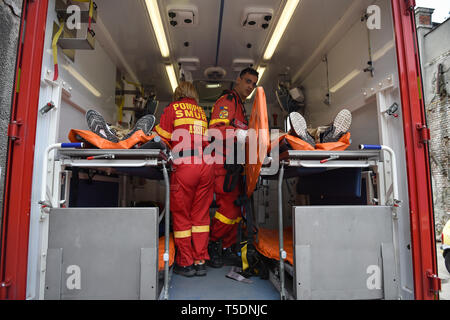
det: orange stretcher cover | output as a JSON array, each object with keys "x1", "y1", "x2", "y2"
[
  {"x1": 68, "y1": 129, "x2": 171, "y2": 149},
  {"x1": 158, "y1": 233, "x2": 175, "y2": 271},
  {"x1": 269, "y1": 132, "x2": 351, "y2": 153},
  {"x1": 255, "y1": 227, "x2": 294, "y2": 265},
  {"x1": 245, "y1": 87, "x2": 270, "y2": 197}
]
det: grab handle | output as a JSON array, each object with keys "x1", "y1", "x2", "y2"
[
  {"x1": 61, "y1": 142, "x2": 84, "y2": 148},
  {"x1": 359, "y1": 144, "x2": 382, "y2": 150}
]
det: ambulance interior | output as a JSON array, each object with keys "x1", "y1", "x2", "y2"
[{"x1": 32, "y1": 0, "x2": 415, "y2": 300}]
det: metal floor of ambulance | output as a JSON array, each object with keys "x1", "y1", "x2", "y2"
[{"x1": 166, "y1": 266, "x2": 280, "y2": 300}]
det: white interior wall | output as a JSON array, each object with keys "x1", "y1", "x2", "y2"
[
  {"x1": 301, "y1": 0, "x2": 399, "y2": 133},
  {"x1": 346, "y1": 99, "x2": 380, "y2": 150},
  {"x1": 56, "y1": 35, "x2": 118, "y2": 141}
]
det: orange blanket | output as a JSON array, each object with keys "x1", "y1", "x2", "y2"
[
  {"x1": 255, "y1": 227, "x2": 294, "y2": 265},
  {"x1": 269, "y1": 132, "x2": 351, "y2": 152},
  {"x1": 158, "y1": 233, "x2": 175, "y2": 271},
  {"x1": 69, "y1": 129, "x2": 171, "y2": 149}
]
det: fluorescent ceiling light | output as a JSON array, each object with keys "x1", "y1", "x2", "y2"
[
  {"x1": 263, "y1": 0, "x2": 300, "y2": 60},
  {"x1": 165, "y1": 64, "x2": 178, "y2": 92},
  {"x1": 329, "y1": 69, "x2": 360, "y2": 93},
  {"x1": 145, "y1": 0, "x2": 170, "y2": 58},
  {"x1": 206, "y1": 83, "x2": 221, "y2": 89},
  {"x1": 256, "y1": 66, "x2": 266, "y2": 85},
  {"x1": 63, "y1": 64, "x2": 101, "y2": 97}
]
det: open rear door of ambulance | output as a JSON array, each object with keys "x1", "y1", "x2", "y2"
[
  {"x1": 392, "y1": 0, "x2": 440, "y2": 300},
  {"x1": 0, "y1": 0, "x2": 49, "y2": 300}
]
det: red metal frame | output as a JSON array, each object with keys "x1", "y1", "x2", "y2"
[
  {"x1": 0, "y1": 0, "x2": 438, "y2": 300},
  {"x1": 391, "y1": 0, "x2": 438, "y2": 299},
  {"x1": 0, "y1": 0, "x2": 49, "y2": 299}
]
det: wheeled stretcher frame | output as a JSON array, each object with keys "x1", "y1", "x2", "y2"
[
  {"x1": 259, "y1": 146, "x2": 401, "y2": 300},
  {"x1": 40, "y1": 143, "x2": 173, "y2": 300}
]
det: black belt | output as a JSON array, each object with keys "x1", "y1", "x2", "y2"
[{"x1": 172, "y1": 148, "x2": 202, "y2": 160}]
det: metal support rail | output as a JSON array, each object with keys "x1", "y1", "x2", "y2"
[
  {"x1": 278, "y1": 162, "x2": 287, "y2": 300},
  {"x1": 162, "y1": 161, "x2": 170, "y2": 300}
]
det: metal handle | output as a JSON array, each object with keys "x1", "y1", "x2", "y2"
[
  {"x1": 61, "y1": 142, "x2": 84, "y2": 148},
  {"x1": 359, "y1": 144, "x2": 382, "y2": 150}
]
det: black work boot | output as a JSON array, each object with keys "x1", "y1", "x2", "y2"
[
  {"x1": 207, "y1": 241, "x2": 223, "y2": 268},
  {"x1": 173, "y1": 264, "x2": 196, "y2": 277},
  {"x1": 194, "y1": 262, "x2": 207, "y2": 276}
]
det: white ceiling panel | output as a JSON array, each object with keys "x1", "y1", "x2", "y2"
[{"x1": 90, "y1": 0, "x2": 372, "y2": 103}]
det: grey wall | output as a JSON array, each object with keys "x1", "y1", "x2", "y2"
[{"x1": 0, "y1": 0, "x2": 23, "y2": 227}]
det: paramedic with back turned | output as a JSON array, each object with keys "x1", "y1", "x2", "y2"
[
  {"x1": 154, "y1": 81, "x2": 214, "y2": 277},
  {"x1": 208, "y1": 67, "x2": 259, "y2": 268}
]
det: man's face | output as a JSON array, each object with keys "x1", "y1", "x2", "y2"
[{"x1": 235, "y1": 73, "x2": 258, "y2": 100}]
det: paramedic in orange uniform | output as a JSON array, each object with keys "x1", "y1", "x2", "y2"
[
  {"x1": 155, "y1": 82, "x2": 213, "y2": 277},
  {"x1": 208, "y1": 67, "x2": 259, "y2": 268}
]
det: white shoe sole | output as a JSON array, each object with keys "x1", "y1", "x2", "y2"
[
  {"x1": 289, "y1": 112, "x2": 315, "y2": 147},
  {"x1": 86, "y1": 110, "x2": 119, "y2": 143},
  {"x1": 333, "y1": 109, "x2": 352, "y2": 137}
]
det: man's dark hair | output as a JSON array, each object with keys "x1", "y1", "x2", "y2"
[{"x1": 240, "y1": 67, "x2": 259, "y2": 79}]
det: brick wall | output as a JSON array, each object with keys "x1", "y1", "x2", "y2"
[{"x1": 0, "y1": 0, "x2": 23, "y2": 227}]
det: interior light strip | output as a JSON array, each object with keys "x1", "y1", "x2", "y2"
[
  {"x1": 63, "y1": 64, "x2": 101, "y2": 97},
  {"x1": 165, "y1": 64, "x2": 178, "y2": 92},
  {"x1": 329, "y1": 69, "x2": 360, "y2": 93},
  {"x1": 263, "y1": 0, "x2": 300, "y2": 60},
  {"x1": 145, "y1": 0, "x2": 170, "y2": 58}
]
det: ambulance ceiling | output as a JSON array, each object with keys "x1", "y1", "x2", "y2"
[{"x1": 94, "y1": 0, "x2": 364, "y2": 103}]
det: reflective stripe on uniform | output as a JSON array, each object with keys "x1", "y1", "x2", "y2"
[
  {"x1": 192, "y1": 225, "x2": 210, "y2": 233},
  {"x1": 174, "y1": 229, "x2": 192, "y2": 239},
  {"x1": 214, "y1": 211, "x2": 242, "y2": 225},
  {"x1": 209, "y1": 119, "x2": 230, "y2": 126},
  {"x1": 155, "y1": 124, "x2": 172, "y2": 140},
  {"x1": 174, "y1": 118, "x2": 207, "y2": 128}
]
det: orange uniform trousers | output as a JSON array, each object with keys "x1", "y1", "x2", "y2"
[{"x1": 170, "y1": 157, "x2": 214, "y2": 266}]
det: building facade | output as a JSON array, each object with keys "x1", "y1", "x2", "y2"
[{"x1": 416, "y1": 7, "x2": 450, "y2": 236}]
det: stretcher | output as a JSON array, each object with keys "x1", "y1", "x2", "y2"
[
  {"x1": 257, "y1": 146, "x2": 397, "y2": 300},
  {"x1": 42, "y1": 142, "x2": 174, "y2": 300}
]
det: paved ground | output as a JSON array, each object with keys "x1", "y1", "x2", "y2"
[{"x1": 437, "y1": 241, "x2": 450, "y2": 300}]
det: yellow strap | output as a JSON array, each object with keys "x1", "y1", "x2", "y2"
[
  {"x1": 118, "y1": 96, "x2": 125, "y2": 123},
  {"x1": 52, "y1": 20, "x2": 65, "y2": 66},
  {"x1": 124, "y1": 78, "x2": 144, "y2": 97},
  {"x1": 241, "y1": 243, "x2": 249, "y2": 271},
  {"x1": 209, "y1": 119, "x2": 230, "y2": 126},
  {"x1": 174, "y1": 229, "x2": 191, "y2": 239},
  {"x1": 155, "y1": 125, "x2": 172, "y2": 140},
  {"x1": 192, "y1": 225, "x2": 210, "y2": 233},
  {"x1": 214, "y1": 211, "x2": 242, "y2": 225},
  {"x1": 174, "y1": 118, "x2": 207, "y2": 128}
]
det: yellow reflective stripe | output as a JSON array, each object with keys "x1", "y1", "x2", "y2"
[
  {"x1": 174, "y1": 118, "x2": 207, "y2": 128},
  {"x1": 174, "y1": 229, "x2": 191, "y2": 239},
  {"x1": 241, "y1": 243, "x2": 249, "y2": 271},
  {"x1": 192, "y1": 225, "x2": 210, "y2": 233},
  {"x1": 214, "y1": 211, "x2": 242, "y2": 225},
  {"x1": 209, "y1": 119, "x2": 230, "y2": 126},
  {"x1": 155, "y1": 125, "x2": 172, "y2": 140}
]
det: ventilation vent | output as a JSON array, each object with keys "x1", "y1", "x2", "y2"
[
  {"x1": 204, "y1": 67, "x2": 227, "y2": 80},
  {"x1": 241, "y1": 8, "x2": 273, "y2": 30},
  {"x1": 167, "y1": 5, "x2": 198, "y2": 27}
]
